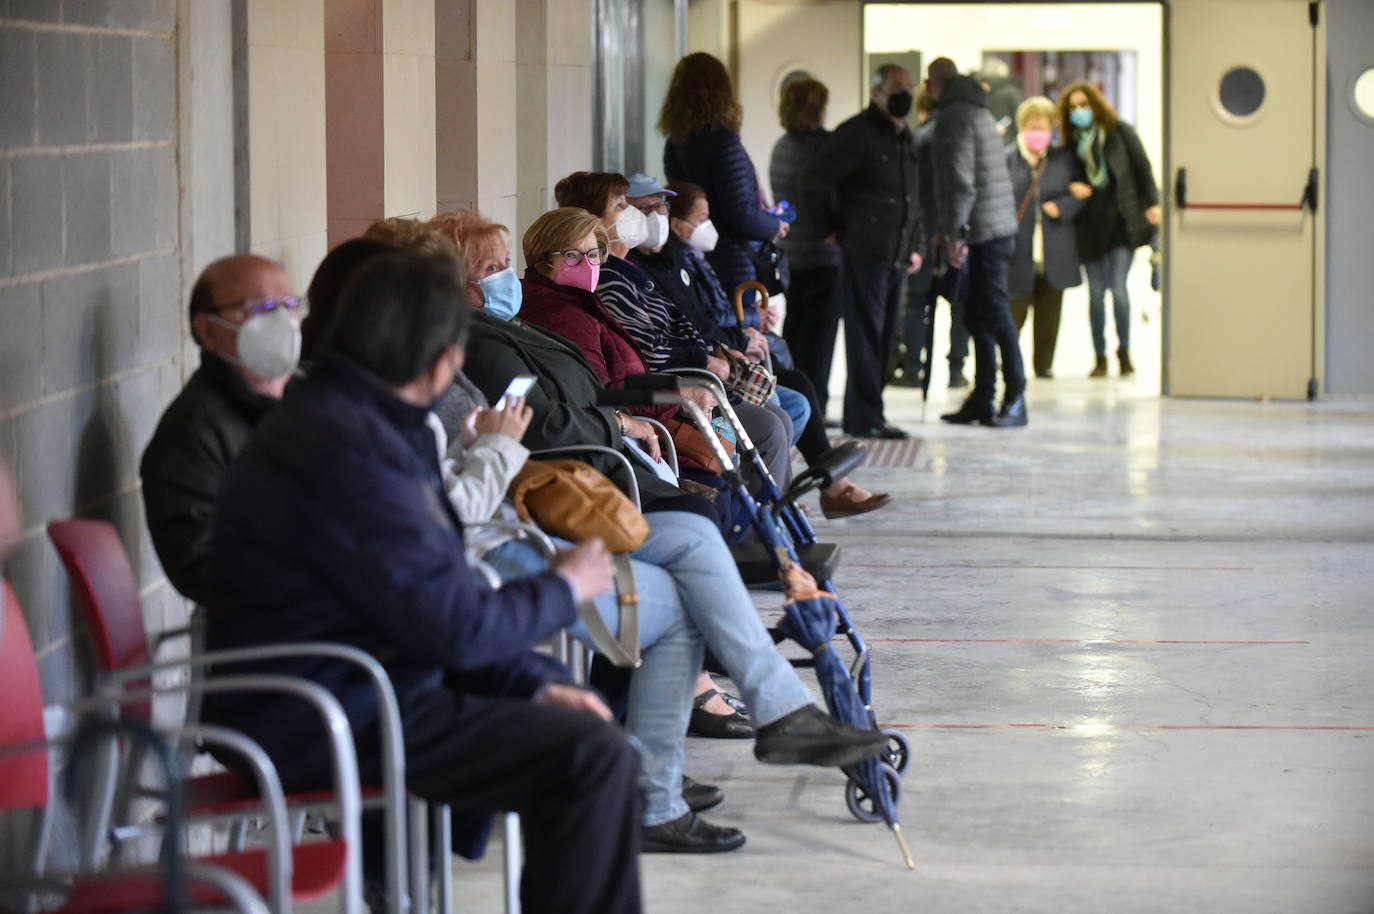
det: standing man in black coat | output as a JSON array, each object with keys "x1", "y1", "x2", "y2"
[
  {"x1": 928, "y1": 57, "x2": 1027, "y2": 427},
  {"x1": 803, "y1": 63, "x2": 923, "y2": 440}
]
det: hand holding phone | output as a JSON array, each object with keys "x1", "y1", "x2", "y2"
[{"x1": 495, "y1": 375, "x2": 535, "y2": 410}]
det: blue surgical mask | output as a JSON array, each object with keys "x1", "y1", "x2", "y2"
[
  {"x1": 474, "y1": 267, "x2": 522, "y2": 321},
  {"x1": 1069, "y1": 107, "x2": 1095, "y2": 130}
]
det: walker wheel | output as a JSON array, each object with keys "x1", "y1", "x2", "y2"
[
  {"x1": 844, "y1": 762, "x2": 902, "y2": 823},
  {"x1": 881, "y1": 728, "x2": 911, "y2": 775}
]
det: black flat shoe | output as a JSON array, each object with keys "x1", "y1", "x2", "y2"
[
  {"x1": 642, "y1": 811, "x2": 746, "y2": 853},
  {"x1": 688, "y1": 688, "x2": 753, "y2": 739},
  {"x1": 940, "y1": 395, "x2": 994, "y2": 424},
  {"x1": 753, "y1": 704, "x2": 888, "y2": 768},
  {"x1": 986, "y1": 392, "x2": 1028, "y2": 428},
  {"x1": 682, "y1": 775, "x2": 723, "y2": 812},
  {"x1": 844, "y1": 422, "x2": 910, "y2": 440}
]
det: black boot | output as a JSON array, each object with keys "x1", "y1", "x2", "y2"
[
  {"x1": 987, "y1": 391, "x2": 1028, "y2": 427},
  {"x1": 940, "y1": 394, "x2": 995, "y2": 425}
]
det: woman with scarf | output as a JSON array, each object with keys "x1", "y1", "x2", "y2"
[{"x1": 1057, "y1": 81, "x2": 1160, "y2": 378}]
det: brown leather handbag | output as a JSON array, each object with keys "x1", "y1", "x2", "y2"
[
  {"x1": 509, "y1": 459, "x2": 649, "y2": 553},
  {"x1": 663, "y1": 418, "x2": 735, "y2": 475},
  {"x1": 507, "y1": 458, "x2": 648, "y2": 667}
]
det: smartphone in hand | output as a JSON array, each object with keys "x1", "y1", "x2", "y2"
[{"x1": 495, "y1": 375, "x2": 535, "y2": 410}]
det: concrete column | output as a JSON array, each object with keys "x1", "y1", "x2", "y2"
[
  {"x1": 247, "y1": 0, "x2": 328, "y2": 292},
  {"x1": 325, "y1": 0, "x2": 437, "y2": 250},
  {"x1": 436, "y1": 0, "x2": 518, "y2": 233}
]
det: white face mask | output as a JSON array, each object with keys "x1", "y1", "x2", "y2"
[
  {"x1": 686, "y1": 218, "x2": 719, "y2": 254},
  {"x1": 212, "y1": 307, "x2": 301, "y2": 380},
  {"x1": 640, "y1": 211, "x2": 670, "y2": 251},
  {"x1": 612, "y1": 204, "x2": 649, "y2": 249}
]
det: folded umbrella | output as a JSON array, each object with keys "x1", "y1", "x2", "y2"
[{"x1": 776, "y1": 571, "x2": 914, "y2": 869}]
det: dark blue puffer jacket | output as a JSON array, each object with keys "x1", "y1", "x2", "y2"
[{"x1": 664, "y1": 127, "x2": 784, "y2": 295}]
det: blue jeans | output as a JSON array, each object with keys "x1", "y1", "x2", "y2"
[
  {"x1": 771, "y1": 386, "x2": 810, "y2": 448},
  {"x1": 481, "y1": 510, "x2": 813, "y2": 826},
  {"x1": 1084, "y1": 246, "x2": 1134, "y2": 356}
]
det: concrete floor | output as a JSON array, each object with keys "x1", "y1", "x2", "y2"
[{"x1": 439, "y1": 378, "x2": 1374, "y2": 912}]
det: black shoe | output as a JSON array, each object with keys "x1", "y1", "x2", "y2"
[
  {"x1": 642, "y1": 811, "x2": 746, "y2": 853},
  {"x1": 753, "y1": 705, "x2": 888, "y2": 768},
  {"x1": 987, "y1": 392, "x2": 1028, "y2": 427},
  {"x1": 940, "y1": 395, "x2": 994, "y2": 424},
  {"x1": 682, "y1": 775, "x2": 724, "y2": 812},
  {"x1": 948, "y1": 372, "x2": 969, "y2": 389},
  {"x1": 845, "y1": 422, "x2": 910, "y2": 440},
  {"x1": 688, "y1": 688, "x2": 753, "y2": 739},
  {"x1": 823, "y1": 418, "x2": 843, "y2": 430},
  {"x1": 1034, "y1": 369, "x2": 1053, "y2": 379}
]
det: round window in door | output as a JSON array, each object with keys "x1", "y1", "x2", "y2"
[
  {"x1": 1214, "y1": 66, "x2": 1266, "y2": 124},
  {"x1": 1351, "y1": 67, "x2": 1374, "y2": 126}
]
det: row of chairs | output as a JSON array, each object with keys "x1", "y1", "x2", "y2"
[{"x1": 0, "y1": 518, "x2": 534, "y2": 914}]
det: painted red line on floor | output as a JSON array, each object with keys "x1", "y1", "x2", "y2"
[
  {"x1": 845, "y1": 563, "x2": 1254, "y2": 571},
  {"x1": 861, "y1": 638, "x2": 1310, "y2": 645},
  {"x1": 878, "y1": 723, "x2": 1374, "y2": 731}
]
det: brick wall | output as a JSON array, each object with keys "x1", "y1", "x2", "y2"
[{"x1": 0, "y1": 0, "x2": 188, "y2": 711}]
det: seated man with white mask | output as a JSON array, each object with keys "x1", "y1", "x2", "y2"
[{"x1": 140, "y1": 254, "x2": 305, "y2": 605}]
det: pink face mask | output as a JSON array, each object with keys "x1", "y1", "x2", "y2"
[
  {"x1": 1021, "y1": 128, "x2": 1052, "y2": 153},
  {"x1": 554, "y1": 258, "x2": 600, "y2": 293}
]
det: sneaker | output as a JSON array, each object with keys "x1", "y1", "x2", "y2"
[{"x1": 753, "y1": 705, "x2": 888, "y2": 768}]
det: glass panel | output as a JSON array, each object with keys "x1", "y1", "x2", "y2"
[
  {"x1": 1218, "y1": 66, "x2": 1265, "y2": 118},
  {"x1": 1352, "y1": 67, "x2": 1374, "y2": 123}
]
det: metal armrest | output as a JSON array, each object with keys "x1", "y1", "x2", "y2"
[
  {"x1": 111, "y1": 676, "x2": 363, "y2": 914},
  {"x1": 529, "y1": 445, "x2": 641, "y2": 510},
  {"x1": 639, "y1": 417, "x2": 679, "y2": 475},
  {"x1": 465, "y1": 520, "x2": 558, "y2": 560},
  {"x1": 95, "y1": 644, "x2": 403, "y2": 914},
  {"x1": 16, "y1": 676, "x2": 362, "y2": 914}
]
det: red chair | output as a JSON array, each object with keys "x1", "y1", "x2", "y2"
[
  {"x1": 0, "y1": 581, "x2": 336, "y2": 914},
  {"x1": 46, "y1": 518, "x2": 423, "y2": 914}
]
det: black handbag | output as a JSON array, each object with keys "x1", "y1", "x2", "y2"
[{"x1": 751, "y1": 240, "x2": 790, "y2": 296}]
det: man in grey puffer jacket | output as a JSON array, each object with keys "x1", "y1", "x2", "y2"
[{"x1": 928, "y1": 57, "x2": 1027, "y2": 427}]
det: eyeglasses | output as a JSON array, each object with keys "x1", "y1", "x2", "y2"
[
  {"x1": 548, "y1": 247, "x2": 608, "y2": 267},
  {"x1": 211, "y1": 295, "x2": 310, "y2": 317},
  {"x1": 632, "y1": 200, "x2": 669, "y2": 216}
]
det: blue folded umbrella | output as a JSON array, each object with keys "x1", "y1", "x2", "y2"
[{"x1": 778, "y1": 589, "x2": 914, "y2": 868}]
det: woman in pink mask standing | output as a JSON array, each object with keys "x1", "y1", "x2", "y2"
[{"x1": 1005, "y1": 96, "x2": 1093, "y2": 379}]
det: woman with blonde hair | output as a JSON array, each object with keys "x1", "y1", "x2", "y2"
[
  {"x1": 1057, "y1": 80, "x2": 1160, "y2": 377},
  {"x1": 659, "y1": 52, "x2": 789, "y2": 295},
  {"x1": 1006, "y1": 96, "x2": 1092, "y2": 378}
]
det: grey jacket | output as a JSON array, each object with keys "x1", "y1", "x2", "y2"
[
  {"x1": 768, "y1": 128, "x2": 841, "y2": 269},
  {"x1": 933, "y1": 76, "x2": 1017, "y2": 245}
]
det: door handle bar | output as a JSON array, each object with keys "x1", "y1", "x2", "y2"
[{"x1": 1173, "y1": 167, "x2": 1318, "y2": 213}]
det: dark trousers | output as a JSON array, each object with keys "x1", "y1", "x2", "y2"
[
  {"x1": 947, "y1": 292, "x2": 971, "y2": 376},
  {"x1": 840, "y1": 255, "x2": 904, "y2": 433},
  {"x1": 1009, "y1": 272, "x2": 1064, "y2": 377},
  {"x1": 781, "y1": 263, "x2": 843, "y2": 417},
  {"x1": 773, "y1": 366, "x2": 831, "y2": 464},
  {"x1": 964, "y1": 236, "x2": 1025, "y2": 402},
  {"x1": 371, "y1": 688, "x2": 643, "y2": 914},
  {"x1": 894, "y1": 273, "x2": 970, "y2": 381}
]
